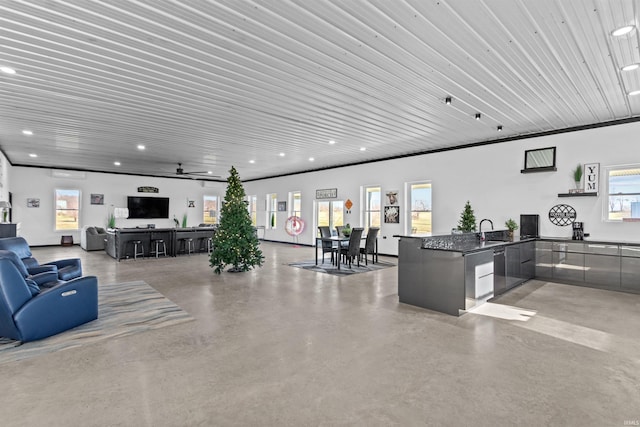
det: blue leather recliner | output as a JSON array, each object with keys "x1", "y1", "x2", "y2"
[
  {"x1": 0, "y1": 237, "x2": 82, "y2": 281},
  {"x1": 0, "y1": 258, "x2": 98, "y2": 342},
  {"x1": 0, "y1": 250, "x2": 62, "y2": 291}
]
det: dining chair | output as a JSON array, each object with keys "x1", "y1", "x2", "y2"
[
  {"x1": 335, "y1": 225, "x2": 344, "y2": 237},
  {"x1": 318, "y1": 226, "x2": 335, "y2": 264},
  {"x1": 359, "y1": 227, "x2": 379, "y2": 265},
  {"x1": 337, "y1": 227, "x2": 364, "y2": 268}
]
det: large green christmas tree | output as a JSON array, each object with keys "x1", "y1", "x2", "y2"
[{"x1": 210, "y1": 166, "x2": 264, "y2": 274}]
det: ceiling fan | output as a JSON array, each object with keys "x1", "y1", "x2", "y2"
[{"x1": 172, "y1": 163, "x2": 220, "y2": 178}]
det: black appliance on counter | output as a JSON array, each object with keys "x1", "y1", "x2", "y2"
[
  {"x1": 572, "y1": 222, "x2": 585, "y2": 240},
  {"x1": 520, "y1": 214, "x2": 539, "y2": 238}
]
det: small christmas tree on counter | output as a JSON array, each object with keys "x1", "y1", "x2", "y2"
[
  {"x1": 210, "y1": 166, "x2": 264, "y2": 274},
  {"x1": 457, "y1": 200, "x2": 477, "y2": 232}
]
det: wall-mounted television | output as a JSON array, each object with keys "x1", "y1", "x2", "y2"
[{"x1": 127, "y1": 196, "x2": 170, "y2": 219}]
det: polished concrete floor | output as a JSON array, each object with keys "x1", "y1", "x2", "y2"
[{"x1": 2, "y1": 242, "x2": 640, "y2": 426}]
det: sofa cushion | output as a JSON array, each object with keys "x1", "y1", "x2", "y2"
[
  {"x1": 95, "y1": 227, "x2": 106, "y2": 234},
  {"x1": 86, "y1": 227, "x2": 97, "y2": 235}
]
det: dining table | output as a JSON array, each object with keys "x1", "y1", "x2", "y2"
[{"x1": 314, "y1": 235, "x2": 377, "y2": 269}]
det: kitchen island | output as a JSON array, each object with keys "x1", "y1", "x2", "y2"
[
  {"x1": 398, "y1": 232, "x2": 640, "y2": 316},
  {"x1": 397, "y1": 231, "x2": 535, "y2": 316}
]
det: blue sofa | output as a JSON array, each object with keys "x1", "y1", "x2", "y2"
[
  {"x1": 0, "y1": 250, "x2": 62, "y2": 291},
  {"x1": 0, "y1": 258, "x2": 98, "y2": 342},
  {"x1": 0, "y1": 237, "x2": 82, "y2": 281}
]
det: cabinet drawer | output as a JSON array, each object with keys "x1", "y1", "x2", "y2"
[
  {"x1": 552, "y1": 251, "x2": 585, "y2": 283},
  {"x1": 584, "y1": 244, "x2": 619, "y2": 256},
  {"x1": 621, "y1": 246, "x2": 640, "y2": 258},
  {"x1": 584, "y1": 254, "x2": 620, "y2": 288},
  {"x1": 553, "y1": 242, "x2": 585, "y2": 253}
]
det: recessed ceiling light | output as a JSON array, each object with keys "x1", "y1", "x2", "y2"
[
  {"x1": 114, "y1": 161, "x2": 121, "y2": 166},
  {"x1": 207, "y1": 171, "x2": 213, "y2": 174},
  {"x1": 629, "y1": 90, "x2": 640, "y2": 96},
  {"x1": 22, "y1": 130, "x2": 33, "y2": 136},
  {"x1": 360, "y1": 147, "x2": 366, "y2": 151},
  {"x1": 29, "y1": 153, "x2": 37, "y2": 158},
  {"x1": 137, "y1": 144, "x2": 145, "y2": 150},
  {"x1": 249, "y1": 160, "x2": 255, "y2": 164},
  {"x1": 622, "y1": 63, "x2": 640, "y2": 72},
  {"x1": 475, "y1": 113, "x2": 481, "y2": 120},
  {"x1": 329, "y1": 140, "x2": 336, "y2": 145},
  {"x1": 612, "y1": 25, "x2": 635, "y2": 37},
  {"x1": 445, "y1": 97, "x2": 452, "y2": 105},
  {"x1": 497, "y1": 125, "x2": 503, "y2": 131},
  {"x1": 0, "y1": 66, "x2": 16, "y2": 74},
  {"x1": 308, "y1": 157, "x2": 315, "y2": 162},
  {"x1": 279, "y1": 152, "x2": 285, "y2": 157}
]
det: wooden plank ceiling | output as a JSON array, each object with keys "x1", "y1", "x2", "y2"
[{"x1": 0, "y1": 0, "x2": 639, "y2": 181}]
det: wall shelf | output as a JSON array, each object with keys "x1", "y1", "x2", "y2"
[{"x1": 557, "y1": 192, "x2": 598, "y2": 197}]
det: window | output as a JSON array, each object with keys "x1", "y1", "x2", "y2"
[
  {"x1": 55, "y1": 189, "x2": 80, "y2": 230},
  {"x1": 408, "y1": 182, "x2": 432, "y2": 234},
  {"x1": 247, "y1": 195, "x2": 257, "y2": 226},
  {"x1": 316, "y1": 200, "x2": 344, "y2": 232},
  {"x1": 607, "y1": 167, "x2": 640, "y2": 221},
  {"x1": 289, "y1": 191, "x2": 301, "y2": 217},
  {"x1": 203, "y1": 195, "x2": 218, "y2": 225},
  {"x1": 364, "y1": 186, "x2": 381, "y2": 229},
  {"x1": 267, "y1": 193, "x2": 277, "y2": 229}
]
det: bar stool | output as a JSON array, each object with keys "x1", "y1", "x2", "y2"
[
  {"x1": 198, "y1": 236, "x2": 213, "y2": 254},
  {"x1": 207, "y1": 237, "x2": 214, "y2": 254},
  {"x1": 128, "y1": 240, "x2": 144, "y2": 259},
  {"x1": 150, "y1": 238, "x2": 167, "y2": 258},
  {"x1": 178, "y1": 237, "x2": 194, "y2": 255}
]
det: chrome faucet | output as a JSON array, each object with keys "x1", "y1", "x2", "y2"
[{"x1": 479, "y1": 219, "x2": 493, "y2": 241}]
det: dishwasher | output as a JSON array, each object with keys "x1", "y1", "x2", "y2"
[{"x1": 493, "y1": 247, "x2": 506, "y2": 296}]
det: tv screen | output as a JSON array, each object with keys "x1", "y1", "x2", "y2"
[{"x1": 127, "y1": 196, "x2": 170, "y2": 219}]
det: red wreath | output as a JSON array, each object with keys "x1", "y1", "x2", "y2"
[{"x1": 285, "y1": 216, "x2": 305, "y2": 236}]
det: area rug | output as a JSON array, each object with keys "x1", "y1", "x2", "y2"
[
  {"x1": 0, "y1": 280, "x2": 194, "y2": 365},
  {"x1": 288, "y1": 259, "x2": 396, "y2": 276}
]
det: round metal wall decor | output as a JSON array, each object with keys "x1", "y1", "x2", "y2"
[{"x1": 548, "y1": 204, "x2": 577, "y2": 226}]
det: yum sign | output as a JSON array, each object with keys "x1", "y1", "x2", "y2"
[{"x1": 583, "y1": 163, "x2": 599, "y2": 194}]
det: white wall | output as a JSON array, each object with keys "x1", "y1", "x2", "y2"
[
  {"x1": 7, "y1": 120, "x2": 640, "y2": 251},
  {"x1": 9, "y1": 168, "x2": 226, "y2": 246},
  {"x1": 244, "y1": 121, "x2": 640, "y2": 255}
]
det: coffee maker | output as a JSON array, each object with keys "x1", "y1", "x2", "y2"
[{"x1": 572, "y1": 222, "x2": 585, "y2": 240}]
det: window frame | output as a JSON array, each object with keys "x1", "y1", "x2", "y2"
[
  {"x1": 605, "y1": 165, "x2": 640, "y2": 222},
  {"x1": 55, "y1": 188, "x2": 81, "y2": 231},
  {"x1": 406, "y1": 181, "x2": 432, "y2": 234},
  {"x1": 202, "y1": 195, "x2": 219, "y2": 225},
  {"x1": 363, "y1": 185, "x2": 381, "y2": 229},
  {"x1": 266, "y1": 193, "x2": 277, "y2": 229}
]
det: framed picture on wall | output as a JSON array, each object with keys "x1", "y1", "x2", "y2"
[
  {"x1": 278, "y1": 201, "x2": 287, "y2": 211},
  {"x1": 384, "y1": 205, "x2": 399, "y2": 223},
  {"x1": 386, "y1": 190, "x2": 398, "y2": 205},
  {"x1": 27, "y1": 198, "x2": 40, "y2": 208},
  {"x1": 90, "y1": 193, "x2": 104, "y2": 205}
]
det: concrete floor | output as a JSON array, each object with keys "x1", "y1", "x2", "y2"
[{"x1": 2, "y1": 242, "x2": 640, "y2": 426}]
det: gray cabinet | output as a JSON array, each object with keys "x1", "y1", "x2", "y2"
[
  {"x1": 552, "y1": 242, "x2": 585, "y2": 284},
  {"x1": 505, "y1": 245, "x2": 521, "y2": 289},
  {"x1": 535, "y1": 241, "x2": 553, "y2": 279},
  {"x1": 583, "y1": 244, "x2": 620, "y2": 289},
  {"x1": 621, "y1": 246, "x2": 640, "y2": 291},
  {"x1": 520, "y1": 241, "x2": 536, "y2": 280}
]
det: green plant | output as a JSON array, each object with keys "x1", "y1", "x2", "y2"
[
  {"x1": 182, "y1": 213, "x2": 188, "y2": 228},
  {"x1": 573, "y1": 164, "x2": 583, "y2": 183},
  {"x1": 107, "y1": 213, "x2": 116, "y2": 229},
  {"x1": 505, "y1": 218, "x2": 518, "y2": 232},
  {"x1": 342, "y1": 223, "x2": 352, "y2": 236},
  {"x1": 210, "y1": 166, "x2": 264, "y2": 274},
  {"x1": 457, "y1": 201, "x2": 477, "y2": 232}
]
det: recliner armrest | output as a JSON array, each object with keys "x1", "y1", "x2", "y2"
[
  {"x1": 29, "y1": 270, "x2": 60, "y2": 286},
  {"x1": 14, "y1": 276, "x2": 99, "y2": 342},
  {"x1": 27, "y1": 265, "x2": 57, "y2": 275},
  {"x1": 43, "y1": 258, "x2": 81, "y2": 269}
]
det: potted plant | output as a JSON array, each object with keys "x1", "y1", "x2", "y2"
[
  {"x1": 107, "y1": 213, "x2": 116, "y2": 229},
  {"x1": 505, "y1": 218, "x2": 518, "y2": 240},
  {"x1": 182, "y1": 213, "x2": 188, "y2": 228},
  {"x1": 572, "y1": 164, "x2": 583, "y2": 191}
]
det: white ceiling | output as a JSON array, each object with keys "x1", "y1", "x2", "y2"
[{"x1": 1, "y1": 0, "x2": 639, "y2": 181}]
